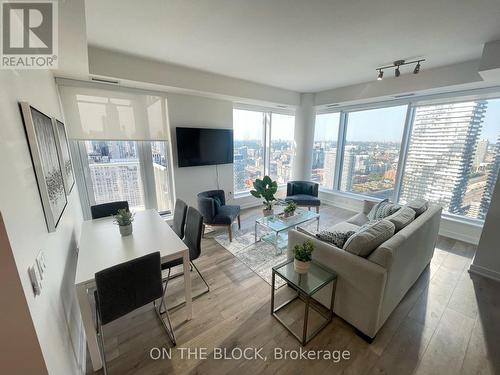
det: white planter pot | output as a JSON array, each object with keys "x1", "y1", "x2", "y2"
[
  {"x1": 119, "y1": 223, "x2": 133, "y2": 236},
  {"x1": 294, "y1": 259, "x2": 311, "y2": 274}
]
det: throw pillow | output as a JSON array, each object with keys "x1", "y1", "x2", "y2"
[
  {"x1": 386, "y1": 206, "x2": 416, "y2": 232},
  {"x1": 406, "y1": 199, "x2": 428, "y2": 217},
  {"x1": 316, "y1": 230, "x2": 356, "y2": 248},
  {"x1": 343, "y1": 219, "x2": 395, "y2": 257},
  {"x1": 367, "y1": 199, "x2": 401, "y2": 221}
]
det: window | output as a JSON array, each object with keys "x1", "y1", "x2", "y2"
[
  {"x1": 233, "y1": 108, "x2": 295, "y2": 193},
  {"x1": 79, "y1": 140, "x2": 174, "y2": 214},
  {"x1": 269, "y1": 114, "x2": 295, "y2": 184},
  {"x1": 233, "y1": 109, "x2": 265, "y2": 193},
  {"x1": 312, "y1": 113, "x2": 340, "y2": 189},
  {"x1": 315, "y1": 92, "x2": 500, "y2": 222},
  {"x1": 340, "y1": 106, "x2": 407, "y2": 199},
  {"x1": 400, "y1": 99, "x2": 500, "y2": 220}
]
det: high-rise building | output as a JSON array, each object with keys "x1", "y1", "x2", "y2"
[
  {"x1": 473, "y1": 139, "x2": 489, "y2": 171},
  {"x1": 340, "y1": 146, "x2": 356, "y2": 191},
  {"x1": 323, "y1": 149, "x2": 336, "y2": 189},
  {"x1": 400, "y1": 101, "x2": 487, "y2": 214},
  {"x1": 479, "y1": 135, "x2": 500, "y2": 219}
]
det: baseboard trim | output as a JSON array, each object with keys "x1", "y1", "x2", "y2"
[{"x1": 468, "y1": 263, "x2": 500, "y2": 283}]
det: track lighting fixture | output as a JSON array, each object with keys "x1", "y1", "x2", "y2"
[{"x1": 375, "y1": 59, "x2": 425, "y2": 80}]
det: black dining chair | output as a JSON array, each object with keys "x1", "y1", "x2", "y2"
[
  {"x1": 94, "y1": 252, "x2": 175, "y2": 375},
  {"x1": 171, "y1": 199, "x2": 188, "y2": 239},
  {"x1": 160, "y1": 207, "x2": 209, "y2": 312},
  {"x1": 91, "y1": 201, "x2": 130, "y2": 219}
]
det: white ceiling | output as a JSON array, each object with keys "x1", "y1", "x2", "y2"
[{"x1": 85, "y1": 0, "x2": 500, "y2": 93}]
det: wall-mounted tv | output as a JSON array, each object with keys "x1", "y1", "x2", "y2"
[{"x1": 176, "y1": 127, "x2": 234, "y2": 168}]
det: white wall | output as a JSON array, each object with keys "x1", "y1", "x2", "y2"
[
  {"x1": 470, "y1": 176, "x2": 500, "y2": 281},
  {"x1": 167, "y1": 93, "x2": 238, "y2": 208},
  {"x1": 0, "y1": 70, "x2": 84, "y2": 375}
]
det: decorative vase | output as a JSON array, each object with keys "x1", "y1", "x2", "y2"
[
  {"x1": 119, "y1": 223, "x2": 133, "y2": 236},
  {"x1": 263, "y1": 208, "x2": 274, "y2": 217},
  {"x1": 294, "y1": 259, "x2": 310, "y2": 274},
  {"x1": 284, "y1": 210, "x2": 295, "y2": 218}
]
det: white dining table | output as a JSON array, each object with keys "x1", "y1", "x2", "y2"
[{"x1": 75, "y1": 209, "x2": 192, "y2": 371}]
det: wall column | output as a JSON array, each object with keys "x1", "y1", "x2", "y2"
[{"x1": 293, "y1": 93, "x2": 315, "y2": 181}]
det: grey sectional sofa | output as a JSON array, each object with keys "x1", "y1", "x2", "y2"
[{"x1": 287, "y1": 200, "x2": 442, "y2": 340}]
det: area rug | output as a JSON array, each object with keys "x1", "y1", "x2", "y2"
[{"x1": 213, "y1": 228, "x2": 288, "y2": 288}]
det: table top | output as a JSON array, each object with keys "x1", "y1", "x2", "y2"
[
  {"x1": 273, "y1": 259, "x2": 337, "y2": 295},
  {"x1": 75, "y1": 209, "x2": 188, "y2": 286},
  {"x1": 256, "y1": 208, "x2": 319, "y2": 232}
]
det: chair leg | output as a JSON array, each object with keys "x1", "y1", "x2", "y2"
[
  {"x1": 154, "y1": 299, "x2": 176, "y2": 346},
  {"x1": 160, "y1": 268, "x2": 172, "y2": 314},
  {"x1": 228, "y1": 224, "x2": 233, "y2": 242},
  {"x1": 96, "y1": 313, "x2": 108, "y2": 375},
  {"x1": 237, "y1": 215, "x2": 241, "y2": 229},
  {"x1": 191, "y1": 261, "x2": 210, "y2": 294},
  {"x1": 316, "y1": 206, "x2": 319, "y2": 214},
  {"x1": 202, "y1": 223, "x2": 206, "y2": 238}
]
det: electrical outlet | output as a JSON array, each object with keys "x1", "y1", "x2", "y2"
[
  {"x1": 28, "y1": 265, "x2": 42, "y2": 296},
  {"x1": 36, "y1": 251, "x2": 46, "y2": 279}
]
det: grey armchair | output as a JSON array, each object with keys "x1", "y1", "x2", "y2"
[
  {"x1": 197, "y1": 190, "x2": 240, "y2": 242},
  {"x1": 285, "y1": 181, "x2": 321, "y2": 213}
]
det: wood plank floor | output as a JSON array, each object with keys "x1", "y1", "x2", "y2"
[{"x1": 87, "y1": 205, "x2": 500, "y2": 375}]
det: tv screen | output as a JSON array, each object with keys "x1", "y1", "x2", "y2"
[{"x1": 176, "y1": 127, "x2": 234, "y2": 167}]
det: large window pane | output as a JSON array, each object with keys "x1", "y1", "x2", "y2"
[
  {"x1": 233, "y1": 109, "x2": 265, "y2": 193},
  {"x1": 84, "y1": 140, "x2": 145, "y2": 210},
  {"x1": 151, "y1": 141, "x2": 173, "y2": 213},
  {"x1": 312, "y1": 113, "x2": 340, "y2": 189},
  {"x1": 269, "y1": 113, "x2": 295, "y2": 184},
  {"x1": 400, "y1": 99, "x2": 500, "y2": 220},
  {"x1": 340, "y1": 106, "x2": 407, "y2": 199}
]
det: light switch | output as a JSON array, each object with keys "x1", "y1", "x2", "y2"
[
  {"x1": 28, "y1": 264, "x2": 42, "y2": 296},
  {"x1": 36, "y1": 251, "x2": 46, "y2": 279}
]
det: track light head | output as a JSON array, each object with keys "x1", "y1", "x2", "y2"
[
  {"x1": 413, "y1": 62, "x2": 421, "y2": 74},
  {"x1": 395, "y1": 66, "x2": 401, "y2": 77},
  {"x1": 377, "y1": 70, "x2": 384, "y2": 80}
]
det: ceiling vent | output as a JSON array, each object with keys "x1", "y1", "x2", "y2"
[
  {"x1": 90, "y1": 77, "x2": 120, "y2": 85},
  {"x1": 326, "y1": 103, "x2": 339, "y2": 108},
  {"x1": 392, "y1": 93, "x2": 415, "y2": 99}
]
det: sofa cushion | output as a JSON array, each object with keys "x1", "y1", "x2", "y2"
[
  {"x1": 327, "y1": 221, "x2": 360, "y2": 233},
  {"x1": 367, "y1": 199, "x2": 401, "y2": 220},
  {"x1": 362, "y1": 200, "x2": 377, "y2": 215},
  {"x1": 343, "y1": 219, "x2": 395, "y2": 258},
  {"x1": 316, "y1": 230, "x2": 356, "y2": 248},
  {"x1": 212, "y1": 205, "x2": 240, "y2": 225},
  {"x1": 386, "y1": 206, "x2": 416, "y2": 232},
  {"x1": 406, "y1": 199, "x2": 428, "y2": 217},
  {"x1": 285, "y1": 194, "x2": 320, "y2": 206},
  {"x1": 347, "y1": 212, "x2": 370, "y2": 226}
]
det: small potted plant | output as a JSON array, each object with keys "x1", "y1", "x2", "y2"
[
  {"x1": 283, "y1": 201, "x2": 297, "y2": 218},
  {"x1": 293, "y1": 240, "x2": 314, "y2": 273},
  {"x1": 250, "y1": 175, "x2": 278, "y2": 216},
  {"x1": 114, "y1": 209, "x2": 134, "y2": 236}
]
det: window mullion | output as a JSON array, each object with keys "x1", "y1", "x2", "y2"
[
  {"x1": 393, "y1": 105, "x2": 415, "y2": 203},
  {"x1": 334, "y1": 112, "x2": 348, "y2": 191},
  {"x1": 138, "y1": 141, "x2": 157, "y2": 210}
]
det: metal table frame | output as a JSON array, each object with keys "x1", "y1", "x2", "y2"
[{"x1": 271, "y1": 260, "x2": 337, "y2": 346}]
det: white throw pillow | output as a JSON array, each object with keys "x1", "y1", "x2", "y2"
[
  {"x1": 386, "y1": 206, "x2": 416, "y2": 232},
  {"x1": 343, "y1": 219, "x2": 395, "y2": 258}
]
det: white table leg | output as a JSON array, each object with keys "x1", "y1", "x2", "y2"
[
  {"x1": 182, "y1": 251, "x2": 193, "y2": 320},
  {"x1": 76, "y1": 283, "x2": 102, "y2": 371}
]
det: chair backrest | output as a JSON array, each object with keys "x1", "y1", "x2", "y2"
[
  {"x1": 287, "y1": 181, "x2": 319, "y2": 197},
  {"x1": 172, "y1": 199, "x2": 188, "y2": 239},
  {"x1": 91, "y1": 201, "x2": 129, "y2": 219},
  {"x1": 197, "y1": 190, "x2": 225, "y2": 223},
  {"x1": 184, "y1": 207, "x2": 203, "y2": 261},
  {"x1": 95, "y1": 252, "x2": 163, "y2": 325}
]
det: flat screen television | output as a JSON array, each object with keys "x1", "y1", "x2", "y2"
[{"x1": 176, "y1": 127, "x2": 234, "y2": 167}]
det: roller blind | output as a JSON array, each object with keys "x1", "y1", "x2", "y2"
[{"x1": 57, "y1": 79, "x2": 169, "y2": 141}]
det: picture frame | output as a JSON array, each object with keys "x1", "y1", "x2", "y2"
[
  {"x1": 52, "y1": 118, "x2": 75, "y2": 194},
  {"x1": 19, "y1": 102, "x2": 67, "y2": 232}
]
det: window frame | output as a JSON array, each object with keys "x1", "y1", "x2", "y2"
[
  {"x1": 74, "y1": 139, "x2": 175, "y2": 219},
  {"x1": 233, "y1": 104, "x2": 296, "y2": 195},
  {"x1": 315, "y1": 85, "x2": 500, "y2": 225}
]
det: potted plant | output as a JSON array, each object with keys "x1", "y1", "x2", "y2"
[
  {"x1": 283, "y1": 201, "x2": 297, "y2": 218},
  {"x1": 293, "y1": 240, "x2": 314, "y2": 273},
  {"x1": 250, "y1": 175, "x2": 278, "y2": 216},
  {"x1": 114, "y1": 209, "x2": 134, "y2": 236}
]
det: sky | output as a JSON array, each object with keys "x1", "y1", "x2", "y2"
[
  {"x1": 233, "y1": 109, "x2": 294, "y2": 141},
  {"x1": 314, "y1": 99, "x2": 500, "y2": 143}
]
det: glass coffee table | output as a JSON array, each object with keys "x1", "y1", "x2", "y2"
[
  {"x1": 255, "y1": 208, "x2": 319, "y2": 253},
  {"x1": 271, "y1": 259, "x2": 337, "y2": 345}
]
